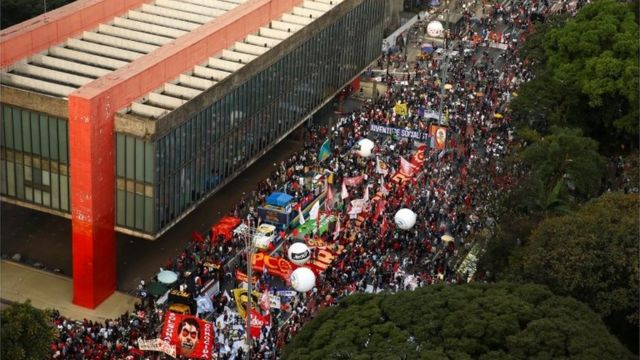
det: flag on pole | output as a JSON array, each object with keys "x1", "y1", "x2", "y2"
[
  {"x1": 375, "y1": 157, "x2": 389, "y2": 175},
  {"x1": 333, "y1": 217, "x2": 341, "y2": 240},
  {"x1": 399, "y1": 156, "x2": 416, "y2": 176},
  {"x1": 325, "y1": 186, "x2": 333, "y2": 212},
  {"x1": 297, "y1": 204, "x2": 306, "y2": 225},
  {"x1": 343, "y1": 175, "x2": 364, "y2": 186},
  {"x1": 341, "y1": 181, "x2": 349, "y2": 200},
  {"x1": 374, "y1": 199, "x2": 386, "y2": 223},
  {"x1": 318, "y1": 139, "x2": 331, "y2": 162},
  {"x1": 309, "y1": 201, "x2": 320, "y2": 220}
]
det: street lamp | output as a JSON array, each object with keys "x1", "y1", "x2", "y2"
[
  {"x1": 430, "y1": 2, "x2": 451, "y2": 125},
  {"x1": 237, "y1": 219, "x2": 257, "y2": 360}
]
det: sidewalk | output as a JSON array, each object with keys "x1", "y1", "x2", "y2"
[{"x1": 1, "y1": 260, "x2": 137, "y2": 322}]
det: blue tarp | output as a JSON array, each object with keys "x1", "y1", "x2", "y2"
[{"x1": 266, "y1": 192, "x2": 293, "y2": 207}]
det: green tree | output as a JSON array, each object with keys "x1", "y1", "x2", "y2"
[
  {"x1": 512, "y1": 0, "x2": 639, "y2": 148},
  {"x1": 283, "y1": 284, "x2": 633, "y2": 359},
  {"x1": 507, "y1": 192, "x2": 639, "y2": 352},
  {"x1": 508, "y1": 127, "x2": 605, "y2": 215},
  {"x1": 1, "y1": 300, "x2": 56, "y2": 360}
]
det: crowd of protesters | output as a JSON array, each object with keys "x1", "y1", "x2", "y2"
[{"x1": 47, "y1": 1, "x2": 586, "y2": 359}]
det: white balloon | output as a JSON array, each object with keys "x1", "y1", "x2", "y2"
[
  {"x1": 427, "y1": 21, "x2": 444, "y2": 38},
  {"x1": 290, "y1": 267, "x2": 316, "y2": 292},
  {"x1": 394, "y1": 208, "x2": 417, "y2": 230},
  {"x1": 288, "y1": 242, "x2": 311, "y2": 265},
  {"x1": 356, "y1": 138, "x2": 375, "y2": 157}
]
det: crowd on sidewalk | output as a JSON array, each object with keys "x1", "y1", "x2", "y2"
[{"x1": 47, "y1": 1, "x2": 580, "y2": 359}]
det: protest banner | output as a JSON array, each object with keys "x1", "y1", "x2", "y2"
[
  {"x1": 161, "y1": 312, "x2": 214, "y2": 359},
  {"x1": 232, "y1": 288, "x2": 261, "y2": 319}
]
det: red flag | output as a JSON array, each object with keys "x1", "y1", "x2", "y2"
[
  {"x1": 381, "y1": 217, "x2": 389, "y2": 235},
  {"x1": 341, "y1": 181, "x2": 349, "y2": 199},
  {"x1": 399, "y1": 156, "x2": 416, "y2": 176},
  {"x1": 374, "y1": 200, "x2": 386, "y2": 223},
  {"x1": 249, "y1": 310, "x2": 271, "y2": 339},
  {"x1": 325, "y1": 186, "x2": 333, "y2": 212}
]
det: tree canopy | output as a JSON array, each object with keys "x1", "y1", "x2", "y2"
[
  {"x1": 1, "y1": 300, "x2": 56, "y2": 360},
  {"x1": 512, "y1": 0, "x2": 639, "y2": 148},
  {"x1": 507, "y1": 192, "x2": 639, "y2": 351},
  {"x1": 283, "y1": 283, "x2": 632, "y2": 360}
]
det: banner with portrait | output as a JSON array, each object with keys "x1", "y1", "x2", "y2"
[
  {"x1": 161, "y1": 312, "x2": 214, "y2": 359},
  {"x1": 429, "y1": 124, "x2": 447, "y2": 150}
]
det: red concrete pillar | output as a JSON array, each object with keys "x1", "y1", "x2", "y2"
[{"x1": 68, "y1": 94, "x2": 116, "y2": 308}]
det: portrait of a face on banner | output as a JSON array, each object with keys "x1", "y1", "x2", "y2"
[{"x1": 162, "y1": 312, "x2": 214, "y2": 359}]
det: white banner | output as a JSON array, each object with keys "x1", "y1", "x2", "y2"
[{"x1": 138, "y1": 339, "x2": 176, "y2": 358}]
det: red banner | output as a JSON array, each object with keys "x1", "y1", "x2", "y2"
[
  {"x1": 249, "y1": 310, "x2": 271, "y2": 338},
  {"x1": 235, "y1": 270, "x2": 258, "y2": 285},
  {"x1": 251, "y1": 253, "x2": 298, "y2": 281},
  {"x1": 161, "y1": 312, "x2": 214, "y2": 359}
]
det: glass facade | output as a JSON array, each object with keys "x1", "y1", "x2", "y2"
[
  {"x1": 153, "y1": 0, "x2": 385, "y2": 233},
  {"x1": 0, "y1": 104, "x2": 70, "y2": 213},
  {"x1": 1, "y1": 0, "x2": 385, "y2": 237}
]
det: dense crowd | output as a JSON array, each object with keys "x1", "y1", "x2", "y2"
[{"x1": 48, "y1": 1, "x2": 580, "y2": 359}]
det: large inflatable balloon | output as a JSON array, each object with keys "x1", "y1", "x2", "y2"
[
  {"x1": 394, "y1": 208, "x2": 417, "y2": 230},
  {"x1": 288, "y1": 242, "x2": 311, "y2": 265},
  {"x1": 427, "y1": 21, "x2": 444, "y2": 37},
  {"x1": 290, "y1": 267, "x2": 316, "y2": 292},
  {"x1": 356, "y1": 138, "x2": 375, "y2": 157}
]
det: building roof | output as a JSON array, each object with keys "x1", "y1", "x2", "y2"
[
  {"x1": 0, "y1": 0, "x2": 248, "y2": 98},
  {"x1": 120, "y1": 0, "x2": 341, "y2": 119}
]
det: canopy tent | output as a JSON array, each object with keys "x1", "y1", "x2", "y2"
[{"x1": 266, "y1": 192, "x2": 293, "y2": 208}]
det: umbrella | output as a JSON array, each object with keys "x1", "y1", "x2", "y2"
[
  {"x1": 494, "y1": 113, "x2": 504, "y2": 119},
  {"x1": 441, "y1": 234, "x2": 454, "y2": 243},
  {"x1": 444, "y1": 84, "x2": 453, "y2": 90},
  {"x1": 421, "y1": 43, "x2": 434, "y2": 53},
  {"x1": 157, "y1": 270, "x2": 178, "y2": 284},
  {"x1": 146, "y1": 282, "x2": 168, "y2": 297}
]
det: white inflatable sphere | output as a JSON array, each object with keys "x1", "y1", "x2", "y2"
[
  {"x1": 290, "y1": 267, "x2": 316, "y2": 292},
  {"x1": 288, "y1": 242, "x2": 311, "y2": 265},
  {"x1": 356, "y1": 138, "x2": 375, "y2": 157},
  {"x1": 394, "y1": 208, "x2": 417, "y2": 230},
  {"x1": 427, "y1": 21, "x2": 444, "y2": 38}
]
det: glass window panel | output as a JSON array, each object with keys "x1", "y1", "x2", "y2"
[
  {"x1": 145, "y1": 196, "x2": 154, "y2": 233},
  {"x1": 51, "y1": 173, "x2": 60, "y2": 210},
  {"x1": 125, "y1": 190, "x2": 134, "y2": 227},
  {"x1": 49, "y1": 118, "x2": 58, "y2": 161},
  {"x1": 135, "y1": 194, "x2": 144, "y2": 230},
  {"x1": 34, "y1": 189, "x2": 42, "y2": 204},
  {"x1": 13, "y1": 109, "x2": 23, "y2": 151},
  {"x1": 116, "y1": 189, "x2": 125, "y2": 226},
  {"x1": 15, "y1": 164, "x2": 24, "y2": 199},
  {"x1": 60, "y1": 175, "x2": 69, "y2": 211},
  {"x1": 6, "y1": 160, "x2": 15, "y2": 196},
  {"x1": 20, "y1": 112, "x2": 31, "y2": 153},
  {"x1": 126, "y1": 136, "x2": 135, "y2": 179},
  {"x1": 145, "y1": 142, "x2": 154, "y2": 184},
  {"x1": 30, "y1": 112, "x2": 40, "y2": 155},
  {"x1": 40, "y1": 115, "x2": 49, "y2": 158},
  {"x1": 3, "y1": 106, "x2": 14, "y2": 149},
  {"x1": 0, "y1": 160, "x2": 6, "y2": 195},
  {"x1": 59, "y1": 120, "x2": 68, "y2": 164},
  {"x1": 135, "y1": 138, "x2": 144, "y2": 181},
  {"x1": 116, "y1": 134, "x2": 125, "y2": 177}
]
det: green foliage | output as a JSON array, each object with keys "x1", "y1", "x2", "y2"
[
  {"x1": 283, "y1": 283, "x2": 633, "y2": 359},
  {"x1": 1, "y1": 0, "x2": 75, "y2": 29},
  {"x1": 1, "y1": 300, "x2": 56, "y2": 360},
  {"x1": 507, "y1": 192, "x2": 640, "y2": 351},
  {"x1": 512, "y1": 0, "x2": 639, "y2": 147},
  {"x1": 508, "y1": 127, "x2": 605, "y2": 216}
]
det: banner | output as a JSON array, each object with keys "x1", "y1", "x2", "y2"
[
  {"x1": 318, "y1": 139, "x2": 331, "y2": 162},
  {"x1": 161, "y1": 312, "x2": 214, "y2": 359},
  {"x1": 429, "y1": 124, "x2": 447, "y2": 150},
  {"x1": 251, "y1": 253, "x2": 298, "y2": 281},
  {"x1": 343, "y1": 175, "x2": 364, "y2": 187},
  {"x1": 369, "y1": 124, "x2": 429, "y2": 141},
  {"x1": 232, "y1": 288, "x2": 261, "y2": 319},
  {"x1": 394, "y1": 102, "x2": 408, "y2": 116},
  {"x1": 138, "y1": 338, "x2": 176, "y2": 358},
  {"x1": 235, "y1": 270, "x2": 258, "y2": 285},
  {"x1": 250, "y1": 310, "x2": 271, "y2": 338}
]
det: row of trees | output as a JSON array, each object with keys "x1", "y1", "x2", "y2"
[
  {"x1": 478, "y1": 0, "x2": 639, "y2": 353},
  {"x1": 283, "y1": 283, "x2": 633, "y2": 359}
]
